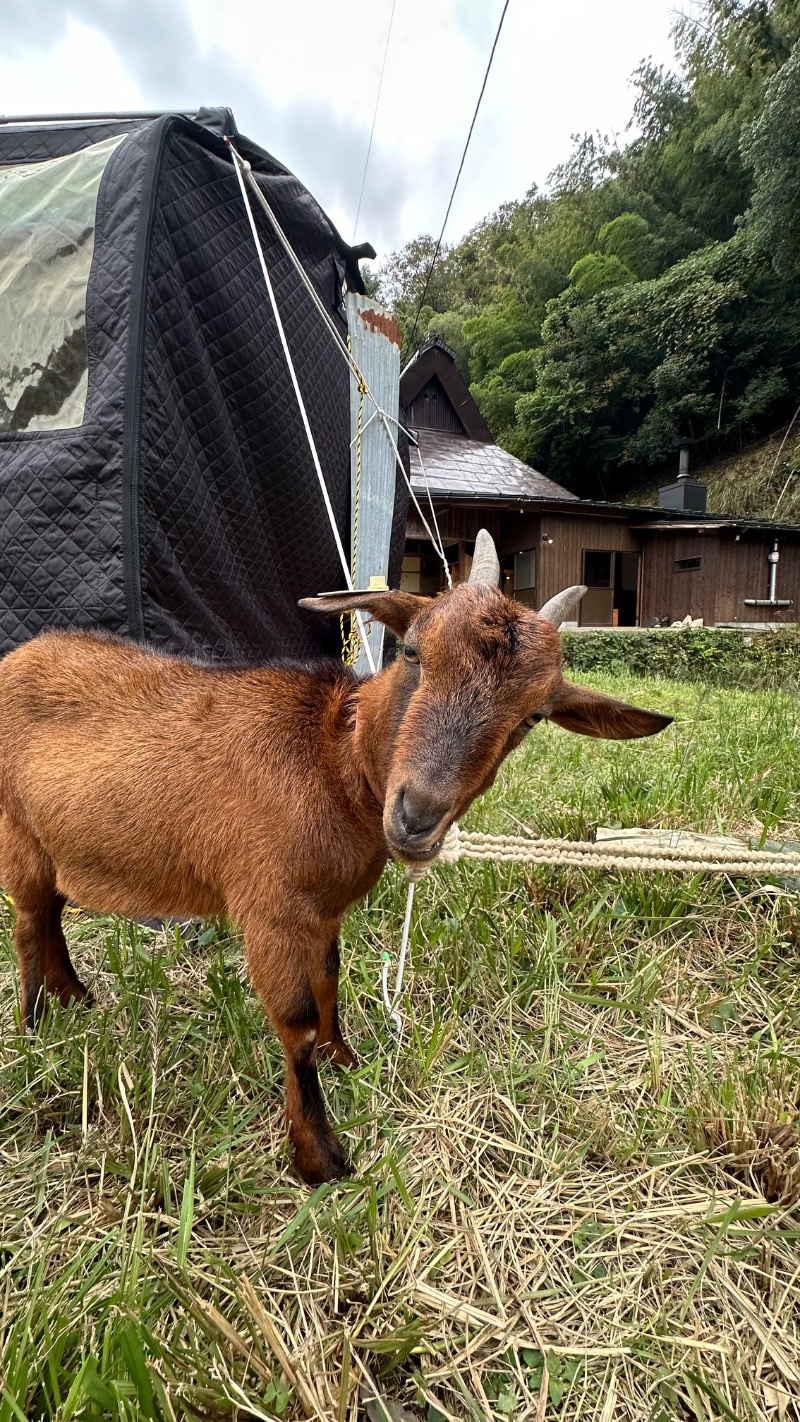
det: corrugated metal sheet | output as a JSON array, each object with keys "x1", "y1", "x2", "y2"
[{"x1": 346, "y1": 294, "x2": 402, "y2": 674}]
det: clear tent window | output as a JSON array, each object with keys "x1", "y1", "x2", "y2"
[{"x1": 0, "y1": 134, "x2": 124, "y2": 434}]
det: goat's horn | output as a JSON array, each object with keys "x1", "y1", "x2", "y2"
[
  {"x1": 538, "y1": 584, "x2": 587, "y2": 627},
  {"x1": 468, "y1": 529, "x2": 500, "y2": 586}
]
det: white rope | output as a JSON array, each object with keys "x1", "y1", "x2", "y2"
[
  {"x1": 380, "y1": 824, "x2": 461, "y2": 1031},
  {"x1": 227, "y1": 142, "x2": 377, "y2": 675},
  {"x1": 228, "y1": 143, "x2": 453, "y2": 591},
  {"x1": 225, "y1": 139, "x2": 457, "y2": 1037},
  {"x1": 348, "y1": 406, "x2": 451, "y2": 583},
  {"x1": 378, "y1": 823, "x2": 800, "y2": 1032},
  {"x1": 411, "y1": 435, "x2": 452, "y2": 589},
  {"x1": 381, "y1": 880, "x2": 416, "y2": 1032},
  {"x1": 405, "y1": 824, "x2": 800, "y2": 878}
]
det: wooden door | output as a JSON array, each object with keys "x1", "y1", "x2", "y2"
[{"x1": 580, "y1": 550, "x2": 614, "y2": 625}]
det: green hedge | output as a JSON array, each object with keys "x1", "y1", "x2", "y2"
[{"x1": 560, "y1": 626, "x2": 800, "y2": 689}]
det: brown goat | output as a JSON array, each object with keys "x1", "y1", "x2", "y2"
[{"x1": 0, "y1": 536, "x2": 671, "y2": 1183}]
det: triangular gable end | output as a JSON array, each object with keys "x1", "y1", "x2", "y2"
[{"x1": 400, "y1": 335, "x2": 491, "y2": 442}]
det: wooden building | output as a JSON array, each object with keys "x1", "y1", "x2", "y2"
[{"x1": 401, "y1": 337, "x2": 800, "y2": 626}]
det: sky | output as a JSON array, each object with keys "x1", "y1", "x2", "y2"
[{"x1": 1, "y1": 0, "x2": 683, "y2": 259}]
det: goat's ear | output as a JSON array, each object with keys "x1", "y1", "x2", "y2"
[
  {"x1": 547, "y1": 681, "x2": 673, "y2": 740},
  {"x1": 299, "y1": 590, "x2": 432, "y2": 638}
]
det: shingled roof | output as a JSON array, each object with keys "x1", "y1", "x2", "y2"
[
  {"x1": 410, "y1": 428, "x2": 579, "y2": 500},
  {"x1": 401, "y1": 336, "x2": 577, "y2": 502}
]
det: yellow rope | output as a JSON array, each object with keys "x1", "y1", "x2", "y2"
[
  {"x1": 341, "y1": 341, "x2": 366, "y2": 666},
  {"x1": 405, "y1": 825, "x2": 800, "y2": 882}
]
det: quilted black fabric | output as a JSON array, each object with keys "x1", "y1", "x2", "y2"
[
  {"x1": 0, "y1": 110, "x2": 234, "y2": 166},
  {"x1": 0, "y1": 120, "x2": 141, "y2": 166},
  {"x1": 0, "y1": 114, "x2": 408, "y2": 664},
  {"x1": 0, "y1": 125, "x2": 151, "y2": 652},
  {"x1": 137, "y1": 123, "x2": 354, "y2": 662}
]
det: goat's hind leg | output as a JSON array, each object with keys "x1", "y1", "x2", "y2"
[
  {"x1": 2, "y1": 818, "x2": 88, "y2": 1027},
  {"x1": 313, "y1": 937, "x2": 358, "y2": 1069}
]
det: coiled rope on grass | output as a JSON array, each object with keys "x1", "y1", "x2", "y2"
[
  {"x1": 379, "y1": 823, "x2": 800, "y2": 1030},
  {"x1": 406, "y1": 824, "x2": 800, "y2": 881}
]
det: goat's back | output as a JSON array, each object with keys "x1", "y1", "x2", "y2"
[{"x1": 0, "y1": 630, "x2": 363, "y2": 919}]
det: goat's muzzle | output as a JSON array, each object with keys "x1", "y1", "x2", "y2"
[{"x1": 385, "y1": 785, "x2": 451, "y2": 861}]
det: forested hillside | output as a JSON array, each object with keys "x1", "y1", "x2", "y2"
[{"x1": 376, "y1": 0, "x2": 800, "y2": 501}]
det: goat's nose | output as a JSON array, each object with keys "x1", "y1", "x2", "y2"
[{"x1": 395, "y1": 787, "x2": 447, "y2": 841}]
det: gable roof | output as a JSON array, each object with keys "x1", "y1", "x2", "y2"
[
  {"x1": 401, "y1": 334, "x2": 576, "y2": 502},
  {"x1": 410, "y1": 429, "x2": 579, "y2": 501},
  {"x1": 401, "y1": 335, "x2": 491, "y2": 440}
]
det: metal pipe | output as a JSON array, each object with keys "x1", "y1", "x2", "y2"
[
  {"x1": 0, "y1": 111, "x2": 181, "y2": 125},
  {"x1": 744, "y1": 534, "x2": 795, "y2": 600},
  {"x1": 678, "y1": 446, "x2": 690, "y2": 480},
  {"x1": 768, "y1": 539, "x2": 779, "y2": 602},
  {"x1": 743, "y1": 598, "x2": 792, "y2": 607},
  {"x1": 743, "y1": 540, "x2": 793, "y2": 608}
]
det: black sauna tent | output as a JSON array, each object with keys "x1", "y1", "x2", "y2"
[{"x1": 0, "y1": 107, "x2": 407, "y2": 662}]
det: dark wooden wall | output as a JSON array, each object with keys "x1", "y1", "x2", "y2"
[
  {"x1": 406, "y1": 505, "x2": 502, "y2": 545},
  {"x1": 639, "y1": 532, "x2": 800, "y2": 624},
  {"x1": 404, "y1": 502, "x2": 800, "y2": 625},
  {"x1": 638, "y1": 533, "x2": 718, "y2": 624},
  {"x1": 528, "y1": 514, "x2": 638, "y2": 609},
  {"x1": 723, "y1": 538, "x2": 800, "y2": 622},
  {"x1": 406, "y1": 376, "x2": 466, "y2": 434}
]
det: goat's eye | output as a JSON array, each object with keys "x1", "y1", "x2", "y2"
[{"x1": 402, "y1": 644, "x2": 420, "y2": 665}]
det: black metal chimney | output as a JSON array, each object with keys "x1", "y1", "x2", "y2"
[{"x1": 658, "y1": 442, "x2": 707, "y2": 512}]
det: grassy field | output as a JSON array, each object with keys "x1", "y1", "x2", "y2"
[{"x1": 2, "y1": 673, "x2": 800, "y2": 1422}]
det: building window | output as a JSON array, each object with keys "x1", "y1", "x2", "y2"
[
  {"x1": 583, "y1": 550, "x2": 613, "y2": 587},
  {"x1": 400, "y1": 554, "x2": 422, "y2": 593},
  {"x1": 514, "y1": 549, "x2": 535, "y2": 590},
  {"x1": 674, "y1": 557, "x2": 702, "y2": 571}
]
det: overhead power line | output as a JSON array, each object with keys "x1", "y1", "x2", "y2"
[
  {"x1": 405, "y1": 0, "x2": 512, "y2": 354},
  {"x1": 352, "y1": 0, "x2": 398, "y2": 243}
]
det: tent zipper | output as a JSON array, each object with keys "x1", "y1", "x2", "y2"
[{"x1": 121, "y1": 116, "x2": 173, "y2": 642}]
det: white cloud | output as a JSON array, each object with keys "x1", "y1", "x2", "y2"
[{"x1": 0, "y1": 0, "x2": 679, "y2": 255}]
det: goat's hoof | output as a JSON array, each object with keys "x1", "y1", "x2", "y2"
[
  {"x1": 294, "y1": 1132, "x2": 352, "y2": 1186},
  {"x1": 322, "y1": 1038, "x2": 359, "y2": 1070},
  {"x1": 23, "y1": 977, "x2": 92, "y2": 1029}
]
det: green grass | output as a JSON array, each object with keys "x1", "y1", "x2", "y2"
[{"x1": 2, "y1": 674, "x2": 800, "y2": 1421}]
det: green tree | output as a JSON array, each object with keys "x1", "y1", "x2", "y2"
[
  {"x1": 741, "y1": 40, "x2": 800, "y2": 273},
  {"x1": 568, "y1": 252, "x2": 637, "y2": 297},
  {"x1": 514, "y1": 237, "x2": 799, "y2": 493},
  {"x1": 463, "y1": 305, "x2": 541, "y2": 383},
  {"x1": 376, "y1": 235, "x2": 458, "y2": 321},
  {"x1": 598, "y1": 212, "x2": 657, "y2": 278},
  {"x1": 470, "y1": 349, "x2": 538, "y2": 441},
  {"x1": 421, "y1": 310, "x2": 471, "y2": 378}
]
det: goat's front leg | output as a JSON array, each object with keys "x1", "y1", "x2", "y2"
[{"x1": 243, "y1": 919, "x2": 351, "y2": 1185}]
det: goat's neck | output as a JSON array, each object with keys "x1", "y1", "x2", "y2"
[{"x1": 352, "y1": 664, "x2": 404, "y2": 809}]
